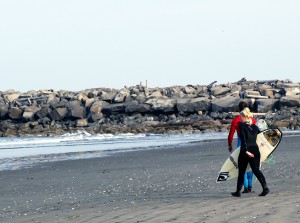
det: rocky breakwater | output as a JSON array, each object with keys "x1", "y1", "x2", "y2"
[{"x1": 1, "y1": 78, "x2": 300, "y2": 137}]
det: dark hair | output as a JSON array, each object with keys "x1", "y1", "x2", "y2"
[{"x1": 238, "y1": 101, "x2": 248, "y2": 112}]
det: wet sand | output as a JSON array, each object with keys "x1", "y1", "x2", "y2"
[{"x1": 0, "y1": 135, "x2": 299, "y2": 222}]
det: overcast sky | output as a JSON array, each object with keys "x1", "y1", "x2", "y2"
[{"x1": 0, "y1": 0, "x2": 299, "y2": 92}]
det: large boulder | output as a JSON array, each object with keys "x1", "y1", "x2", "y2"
[
  {"x1": 285, "y1": 87, "x2": 300, "y2": 96},
  {"x1": 89, "y1": 101, "x2": 110, "y2": 114},
  {"x1": 23, "y1": 105, "x2": 41, "y2": 121},
  {"x1": 145, "y1": 98, "x2": 176, "y2": 112},
  {"x1": 99, "y1": 90, "x2": 117, "y2": 102},
  {"x1": 84, "y1": 98, "x2": 95, "y2": 108},
  {"x1": 149, "y1": 90, "x2": 163, "y2": 98},
  {"x1": 6, "y1": 93, "x2": 21, "y2": 103},
  {"x1": 35, "y1": 106, "x2": 51, "y2": 119},
  {"x1": 211, "y1": 95, "x2": 240, "y2": 112},
  {"x1": 55, "y1": 99, "x2": 69, "y2": 108},
  {"x1": 8, "y1": 107, "x2": 23, "y2": 120},
  {"x1": 176, "y1": 98, "x2": 211, "y2": 113},
  {"x1": 134, "y1": 93, "x2": 147, "y2": 102},
  {"x1": 230, "y1": 84, "x2": 242, "y2": 93},
  {"x1": 171, "y1": 87, "x2": 185, "y2": 98},
  {"x1": 75, "y1": 118, "x2": 88, "y2": 127},
  {"x1": 280, "y1": 96, "x2": 300, "y2": 108},
  {"x1": 114, "y1": 90, "x2": 130, "y2": 103},
  {"x1": 273, "y1": 121, "x2": 290, "y2": 128},
  {"x1": 76, "y1": 92, "x2": 88, "y2": 102},
  {"x1": 48, "y1": 96, "x2": 61, "y2": 108},
  {"x1": 49, "y1": 107, "x2": 68, "y2": 121},
  {"x1": 87, "y1": 90, "x2": 99, "y2": 99},
  {"x1": 255, "y1": 99, "x2": 279, "y2": 113},
  {"x1": 184, "y1": 86, "x2": 196, "y2": 94},
  {"x1": 0, "y1": 103, "x2": 8, "y2": 119},
  {"x1": 87, "y1": 112, "x2": 104, "y2": 122},
  {"x1": 67, "y1": 101, "x2": 86, "y2": 119},
  {"x1": 125, "y1": 101, "x2": 151, "y2": 113},
  {"x1": 211, "y1": 86, "x2": 231, "y2": 96},
  {"x1": 102, "y1": 103, "x2": 126, "y2": 115},
  {"x1": 260, "y1": 89, "x2": 275, "y2": 98}
]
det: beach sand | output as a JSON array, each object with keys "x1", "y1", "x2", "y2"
[{"x1": 0, "y1": 135, "x2": 299, "y2": 223}]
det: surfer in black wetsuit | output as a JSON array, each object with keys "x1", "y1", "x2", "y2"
[{"x1": 231, "y1": 108, "x2": 270, "y2": 197}]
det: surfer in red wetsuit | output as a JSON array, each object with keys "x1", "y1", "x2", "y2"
[
  {"x1": 231, "y1": 108, "x2": 269, "y2": 197},
  {"x1": 227, "y1": 101, "x2": 256, "y2": 153},
  {"x1": 228, "y1": 101, "x2": 256, "y2": 193}
]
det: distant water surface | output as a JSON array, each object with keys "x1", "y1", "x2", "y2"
[
  {"x1": 1, "y1": 130, "x2": 298, "y2": 171},
  {"x1": 0, "y1": 131, "x2": 229, "y2": 171}
]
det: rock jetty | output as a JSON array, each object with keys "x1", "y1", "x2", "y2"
[{"x1": 1, "y1": 78, "x2": 300, "y2": 137}]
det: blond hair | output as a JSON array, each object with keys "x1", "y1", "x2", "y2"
[{"x1": 240, "y1": 108, "x2": 253, "y2": 124}]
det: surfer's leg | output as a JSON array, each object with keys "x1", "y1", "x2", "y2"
[
  {"x1": 249, "y1": 157, "x2": 269, "y2": 196},
  {"x1": 233, "y1": 154, "x2": 248, "y2": 196},
  {"x1": 242, "y1": 173, "x2": 249, "y2": 193},
  {"x1": 248, "y1": 171, "x2": 253, "y2": 191}
]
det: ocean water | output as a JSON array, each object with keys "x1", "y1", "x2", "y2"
[{"x1": 0, "y1": 131, "x2": 229, "y2": 171}]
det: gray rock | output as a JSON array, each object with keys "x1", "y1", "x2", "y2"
[
  {"x1": 114, "y1": 90, "x2": 129, "y2": 103},
  {"x1": 171, "y1": 87, "x2": 185, "y2": 98},
  {"x1": 8, "y1": 107, "x2": 23, "y2": 120},
  {"x1": 260, "y1": 89, "x2": 274, "y2": 98},
  {"x1": 50, "y1": 107, "x2": 68, "y2": 121},
  {"x1": 150, "y1": 90, "x2": 163, "y2": 98},
  {"x1": 255, "y1": 99, "x2": 279, "y2": 113},
  {"x1": 90, "y1": 101, "x2": 109, "y2": 114},
  {"x1": 135, "y1": 93, "x2": 146, "y2": 102},
  {"x1": 87, "y1": 90, "x2": 98, "y2": 99},
  {"x1": 280, "y1": 96, "x2": 300, "y2": 108},
  {"x1": 0, "y1": 103, "x2": 8, "y2": 119},
  {"x1": 211, "y1": 95, "x2": 240, "y2": 112},
  {"x1": 125, "y1": 101, "x2": 151, "y2": 113},
  {"x1": 102, "y1": 103, "x2": 126, "y2": 115},
  {"x1": 84, "y1": 98, "x2": 95, "y2": 108},
  {"x1": 230, "y1": 84, "x2": 242, "y2": 93},
  {"x1": 176, "y1": 98, "x2": 211, "y2": 113},
  {"x1": 274, "y1": 92, "x2": 282, "y2": 99},
  {"x1": 22, "y1": 105, "x2": 41, "y2": 121},
  {"x1": 124, "y1": 96, "x2": 135, "y2": 103},
  {"x1": 284, "y1": 87, "x2": 300, "y2": 96},
  {"x1": 245, "y1": 90, "x2": 261, "y2": 97},
  {"x1": 184, "y1": 86, "x2": 196, "y2": 94},
  {"x1": 145, "y1": 98, "x2": 176, "y2": 112},
  {"x1": 6, "y1": 93, "x2": 21, "y2": 103},
  {"x1": 48, "y1": 96, "x2": 61, "y2": 108},
  {"x1": 47, "y1": 94, "x2": 59, "y2": 104},
  {"x1": 75, "y1": 119, "x2": 88, "y2": 127},
  {"x1": 241, "y1": 82, "x2": 256, "y2": 90},
  {"x1": 87, "y1": 112, "x2": 104, "y2": 122},
  {"x1": 67, "y1": 101, "x2": 86, "y2": 119},
  {"x1": 273, "y1": 121, "x2": 290, "y2": 128},
  {"x1": 99, "y1": 90, "x2": 117, "y2": 101},
  {"x1": 211, "y1": 86, "x2": 231, "y2": 96},
  {"x1": 122, "y1": 114, "x2": 142, "y2": 125},
  {"x1": 35, "y1": 106, "x2": 51, "y2": 119}
]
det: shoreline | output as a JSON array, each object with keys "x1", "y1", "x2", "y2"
[{"x1": 0, "y1": 135, "x2": 300, "y2": 222}]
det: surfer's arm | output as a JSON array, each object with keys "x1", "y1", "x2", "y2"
[
  {"x1": 228, "y1": 117, "x2": 239, "y2": 151},
  {"x1": 246, "y1": 151, "x2": 255, "y2": 158}
]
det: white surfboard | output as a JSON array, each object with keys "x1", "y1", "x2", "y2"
[{"x1": 216, "y1": 128, "x2": 282, "y2": 182}]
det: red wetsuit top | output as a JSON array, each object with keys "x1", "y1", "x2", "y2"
[{"x1": 228, "y1": 115, "x2": 256, "y2": 146}]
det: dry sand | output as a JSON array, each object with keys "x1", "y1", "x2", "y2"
[{"x1": 0, "y1": 135, "x2": 299, "y2": 223}]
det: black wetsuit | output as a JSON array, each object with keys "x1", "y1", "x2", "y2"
[{"x1": 236, "y1": 122, "x2": 268, "y2": 192}]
